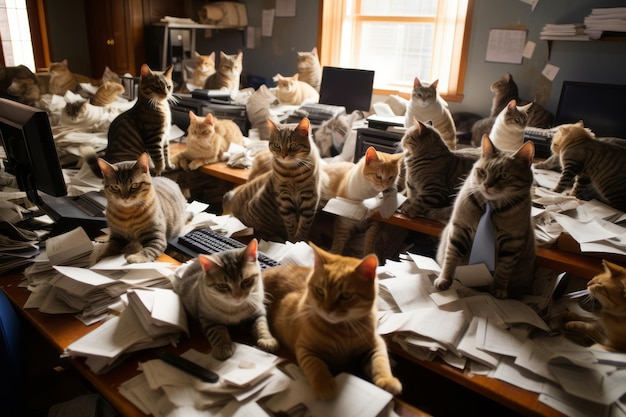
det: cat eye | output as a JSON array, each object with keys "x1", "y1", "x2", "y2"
[
  {"x1": 272, "y1": 143, "x2": 281, "y2": 150},
  {"x1": 110, "y1": 185, "x2": 120, "y2": 192},
  {"x1": 476, "y1": 168, "x2": 486, "y2": 178},
  {"x1": 215, "y1": 283, "x2": 230, "y2": 291},
  {"x1": 500, "y1": 173, "x2": 509, "y2": 180},
  {"x1": 313, "y1": 286, "x2": 325, "y2": 298},
  {"x1": 339, "y1": 293, "x2": 354, "y2": 301},
  {"x1": 289, "y1": 143, "x2": 298, "y2": 151},
  {"x1": 131, "y1": 183, "x2": 140, "y2": 190}
]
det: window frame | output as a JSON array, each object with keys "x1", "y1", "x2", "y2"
[{"x1": 317, "y1": 0, "x2": 474, "y2": 102}]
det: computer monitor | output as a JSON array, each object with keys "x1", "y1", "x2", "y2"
[
  {"x1": 0, "y1": 98, "x2": 107, "y2": 236},
  {"x1": 319, "y1": 66, "x2": 375, "y2": 113},
  {"x1": 555, "y1": 81, "x2": 626, "y2": 138}
]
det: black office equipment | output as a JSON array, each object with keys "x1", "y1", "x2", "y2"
[
  {"x1": 157, "y1": 351, "x2": 219, "y2": 383},
  {"x1": 354, "y1": 128, "x2": 403, "y2": 162},
  {"x1": 318, "y1": 66, "x2": 375, "y2": 114},
  {"x1": 169, "y1": 228, "x2": 280, "y2": 270},
  {"x1": 0, "y1": 98, "x2": 107, "y2": 236},
  {"x1": 524, "y1": 81, "x2": 626, "y2": 158}
]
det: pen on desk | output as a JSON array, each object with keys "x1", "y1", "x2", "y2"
[{"x1": 157, "y1": 351, "x2": 219, "y2": 383}]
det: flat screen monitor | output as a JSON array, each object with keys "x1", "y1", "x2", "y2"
[
  {"x1": 555, "y1": 81, "x2": 626, "y2": 138},
  {"x1": 319, "y1": 66, "x2": 375, "y2": 113},
  {"x1": 0, "y1": 98, "x2": 107, "y2": 236}
]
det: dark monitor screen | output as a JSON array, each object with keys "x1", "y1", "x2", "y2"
[
  {"x1": 555, "y1": 81, "x2": 626, "y2": 138},
  {"x1": 0, "y1": 98, "x2": 67, "y2": 204},
  {"x1": 319, "y1": 66, "x2": 375, "y2": 113}
]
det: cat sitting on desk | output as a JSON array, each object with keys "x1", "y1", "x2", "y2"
[{"x1": 273, "y1": 73, "x2": 320, "y2": 106}]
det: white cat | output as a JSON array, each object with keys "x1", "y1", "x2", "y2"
[{"x1": 489, "y1": 99, "x2": 532, "y2": 151}]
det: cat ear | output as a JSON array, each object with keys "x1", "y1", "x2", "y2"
[
  {"x1": 514, "y1": 141, "x2": 535, "y2": 166},
  {"x1": 198, "y1": 254, "x2": 219, "y2": 272},
  {"x1": 357, "y1": 254, "x2": 378, "y2": 281},
  {"x1": 245, "y1": 238, "x2": 259, "y2": 262},
  {"x1": 266, "y1": 118, "x2": 278, "y2": 133},
  {"x1": 209, "y1": 51, "x2": 215, "y2": 61},
  {"x1": 189, "y1": 110, "x2": 197, "y2": 121},
  {"x1": 97, "y1": 158, "x2": 115, "y2": 176},
  {"x1": 194, "y1": 51, "x2": 201, "y2": 59},
  {"x1": 519, "y1": 102, "x2": 533, "y2": 112},
  {"x1": 365, "y1": 147, "x2": 379, "y2": 165},
  {"x1": 575, "y1": 120, "x2": 585, "y2": 128},
  {"x1": 296, "y1": 117, "x2": 311, "y2": 135},
  {"x1": 507, "y1": 99, "x2": 517, "y2": 110},
  {"x1": 140, "y1": 64, "x2": 152, "y2": 77},
  {"x1": 163, "y1": 65, "x2": 174, "y2": 78},
  {"x1": 413, "y1": 77, "x2": 421, "y2": 88},
  {"x1": 273, "y1": 73, "x2": 282, "y2": 82},
  {"x1": 205, "y1": 113, "x2": 215, "y2": 124},
  {"x1": 136, "y1": 153, "x2": 150, "y2": 173},
  {"x1": 481, "y1": 135, "x2": 495, "y2": 156},
  {"x1": 236, "y1": 51, "x2": 243, "y2": 60},
  {"x1": 431, "y1": 79, "x2": 439, "y2": 89},
  {"x1": 602, "y1": 260, "x2": 625, "y2": 279},
  {"x1": 293, "y1": 73, "x2": 299, "y2": 80}
]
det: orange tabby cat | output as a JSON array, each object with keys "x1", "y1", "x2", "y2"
[
  {"x1": 561, "y1": 260, "x2": 626, "y2": 351},
  {"x1": 263, "y1": 243, "x2": 402, "y2": 400},
  {"x1": 192, "y1": 51, "x2": 216, "y2": 87},
  {"x1": 90, "y1": 81, "x2": 125, "y2": 106},
  {"x1": 48, "y1": 59, "x2": 93, "y2": 95}
]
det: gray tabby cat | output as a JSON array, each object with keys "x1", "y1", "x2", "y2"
[
  {"x1": 86, "y1": 64, "x2": 175, "y2": 177},
  {"x1": 489, "y1": 73, "x2": 519, "y2": 117},
  {"x1": 314, "y1": 111, "x2": 360, "y2": 158},
  {"x1": 223, "y1": 117, "x2": 321, "y2": 243},
  {"x1": 435, "y1": 136, "x2": 536, "y2": 299},
  {"x1": 404, "y1": 77, "x2": 457, "y2": 150},
  {"x1": 204, "y1": 51, "x2": 243, "y2": 94},
  {"x1": 399, "y1": 119, "x2": 480, "y2": 223},
  {"x1": 95, "y1": 152, "x2": 189, "y2": 263},
  {"x1": 173, "y1": 239, "x2": 279, "y2": 360}
]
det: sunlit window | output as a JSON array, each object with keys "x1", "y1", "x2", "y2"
[
  {"x1": 0, "y1": 0, "x2": 36, "y2": 70},
  {"x1": 320, "y1": 0, "x2": 472, "y2": 101}
]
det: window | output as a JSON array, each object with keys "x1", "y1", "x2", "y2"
[
  {"x1": 0, "y1": 0, "x2": 35, "y2": 70},
  {"x1": 319, "y1": 0, "x2": 473, "y2": 101}
]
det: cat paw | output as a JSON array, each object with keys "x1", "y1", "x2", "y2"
[
  {"x1": 257, "y1": 336, "x2": 279, "y2": 353},
  {"x1": 126, "y1": 253, "x2": 155, "y2": 264},
  {"x1": 433, "y1": 276, "x2": 451, "y2": 290},
  {"x1": 490, "y1": 286, "x2": 508, "y2": 299},
  {"x1": 188, "y1": 160, "x2": 202, "y2": 170},
  {"x1": 211, "y1": 343, "x2": 235, "y2": 360},
  {"x1": 374, "y1": 376, "x2": 403, "y2": 396},
  {"x1": 312, "y1": 378, "x2": 337, "y2": 401}
]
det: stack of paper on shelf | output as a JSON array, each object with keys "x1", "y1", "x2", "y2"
[
  {"x1": 584, "y1": 7, "x2": 626, "y2": 38},
  {"x1": 119, "y1": 343, "x2": 397, "y2": 417},
  {"x1": 64, "y1": 287, "x2": 188, "y2": 374},
  {"x1": 539, "y1": 23, "x2": 589, "y2": 40}
]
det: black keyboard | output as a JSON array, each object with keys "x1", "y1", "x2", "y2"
[
  {"x1": 523, "y1": 127, "x2": 556, "y2": 159},
  {"x1": 175, "y1": 228, "x2": 280, "y2": 270}
]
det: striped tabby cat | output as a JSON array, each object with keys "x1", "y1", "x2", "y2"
[
  {"x1": 489, "y1": 99, "x2": 532, "y2": 151},
  {"x1": 297, "y1": 47, "x2": 322, "y2": 92},
  {"x1": 92, "y1": 64, "x2": 175, "y2": 176},
  {"x1": 549, "y1": 121, "x2": 626, "y2": 212},
  {"x1": 90, "y1": 81, "x2": 124, "y2": 106},
  {"x1": 561, "y1": 260, "x2": 626, "y2": 351},
  {"x1": 263, "y1": 243, "x2": 402, "y2": 400},
  {"x1": 171, "y1": 111, "x2": 244, "y2": 170},
  {"x1": 489, "y1": 73, "x2": 519, "y2": 117},
  {"x1": 204, "y1": 51, "x2": 243, "y2": 94},
  {"x1": 224, "y1": 117, "x2": 321, "y2": 243},
  {"x1": 399, "y1": 119, "x2": 480, "y2": 223},
  {"x1": 435, "y1": 136, "x2": 536, "y2": 299},
  {"x1": 321, "y1": 146, "x2": 403, "y2": 255},
  {"x1": 404, "y1": 77, "x2": 457, "y2": 150},
  {"x1": 95, "y1": 152, "x2": 189, "y2": 263},
  {"x1": 173, "y1": 239, "x2": 279, "y2": 360}
]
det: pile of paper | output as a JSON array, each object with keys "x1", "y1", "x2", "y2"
[
  {"x1": 0, "y1": 220, "x2": 41, "y2": 274},
  {"x1": 119, "y1": 343, "x2": 398, "y2": 417},
  {"x1": 584, "y1": 7, "x2": 626, "y2": 38},
  {"x1": 539, "y1": 23, "x2": 590, "y2": 41},
  {"x1": 376, "y1": 253, "x2": 626, "y2": 417},
  {"x1": 63, "y1": 286, "x2": 188, "y2": 374}
]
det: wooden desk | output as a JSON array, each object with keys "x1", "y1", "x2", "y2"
[
  {"x1": 1, "y1": 267, "x2": 430, "y2": 417},
  {"x1": 198, "y1": 161, "x2": 611, "y2": 279}
]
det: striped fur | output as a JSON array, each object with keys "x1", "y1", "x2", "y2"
[
  {"x1": 489, "y1": 73, "x2": 519, "y2": 117},
  {"x1": 435, "y1": 136, "x2": 536, "y2": 299},
  {"x1": 399, "y1": 119, "x2": 480, "y2": 223},
  {"x1": 203, "y1": 51, "x2": 242, "y2": 94},
  {"x1": 90, "y1": 81, "x2": 124, "y2": 106},
  {"x1": 224, "y1": 117, "x2": 321, "y2": 243},
  {"x1": 101, "y1": 64, "x2": 175, "y2": 176},
  {"x1": 48, "y1": 59, "x2": 93, "y2": 95},
  {"x1": 173, "y1": 239, "x2": 279, "y2": 360},
  {"x1": 263, "y1": 243, "x2": 402, "y2": 400},
  {"x1": 404, "y1": 77, "x2": 457, "y2": 150},
  {"x1": 551, "y1": 121, "x2": 626, "y2": 212},
  {"x1": 96, "y1": 153, "x2": 188, "y2": 264}
]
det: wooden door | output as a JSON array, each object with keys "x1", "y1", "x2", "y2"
[{"x1": 85, "y1": 0, "x2": 143, "y2": 77}]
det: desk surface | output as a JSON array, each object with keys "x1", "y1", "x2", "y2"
[{"x1": 1, "y1": 267, "x2": 431, "y2": 417}]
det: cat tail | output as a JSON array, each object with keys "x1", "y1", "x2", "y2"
[{"x1": 79, "y1": 145, "x2": 104, "y2": 178}]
